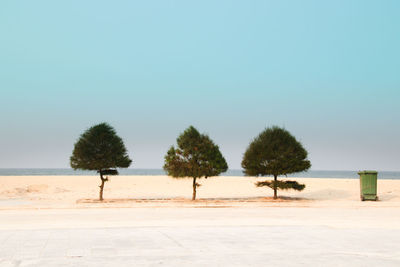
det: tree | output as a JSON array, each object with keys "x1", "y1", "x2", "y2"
[
  {"x1": 241, "y1": 126, "x2": 311, "y2": 199},
  {"x1": 70, "y1": 123, "x2": 132, "y2": 201},
  {"x1": 163, "y1": 126, "x2": 228, "y2": 200}
]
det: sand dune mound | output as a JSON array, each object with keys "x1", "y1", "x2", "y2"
[
  {"x1": 1, "y1": 184, "x2": 49, "y2": 197},
  {"x1": 27, "y1": 184, "x2": 48, "y2": 193}
]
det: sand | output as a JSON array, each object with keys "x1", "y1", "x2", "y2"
[{"x1": 0, "y1": 175, "x2": 399, "y2": 209}]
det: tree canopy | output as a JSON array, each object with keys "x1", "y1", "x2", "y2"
[
  {"x1": 242, "y1": 126, "x2": 310, "y2": 199},
  {"x1": 70, "y1": 123, "x2": 132, "y2": 171},
  {"x1": 163, "y1": 126, "x2": 228, "y2": 200},
  {"x1": 70, "y1": 122, "x2": 132, "y2": 200}
]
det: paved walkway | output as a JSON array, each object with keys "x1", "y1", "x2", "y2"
[
  {"x1": 0, "y1": 208, "x2": 399, "y2": 266},
  {"x1": 1, "y1": 226, "x2": 400, "y2": 266}
]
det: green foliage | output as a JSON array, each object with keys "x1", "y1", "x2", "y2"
[
  {"x1": 242, "y1": 126, "x2": 310, "y2": 198},
  {"x1": 242, "y1": 126, "x2": 311, "y2": 177},
  {"x1": 163, "y1": 126, "x2": 228, "y2": 179},
  {"x1": 255, "y1": 180, "x2": 306, "y2": 191},
  {"x1": 70, "y1": 123, "x2": 132, "y2": 172},
  {"x1": 99, "y1": 169, "x2": 119, "y2": 176}
]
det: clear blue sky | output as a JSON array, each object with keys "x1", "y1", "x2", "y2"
[{"x1": 1, "y1": 0, "x2": 399, "y2": 171}]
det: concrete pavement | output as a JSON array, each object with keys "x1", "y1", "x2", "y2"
[{"x1": 0, "y1": 208, "x2": 399, "y2": 266}]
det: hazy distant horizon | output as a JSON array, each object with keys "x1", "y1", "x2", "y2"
[
  {"x1": 1, "y1": 1, "x2": 399, "y2": 171},
  {"x1": 0, "y1": 167, "x2": 399, "y2": 172},
  {"x1": 1, "y1": 168, "x2": 400, "y2": 180}
]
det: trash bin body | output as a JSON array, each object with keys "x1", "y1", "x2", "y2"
[{"x1": 358, "y1": 171, "x2": 378, "y2": 201}]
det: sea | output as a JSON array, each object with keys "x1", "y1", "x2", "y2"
[{"x1": 0, "y1": 169, "x2": 399, "y2": 179}]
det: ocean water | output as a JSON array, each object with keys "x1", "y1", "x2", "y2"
[{"x1": 0, "y1": 169, "x2": 399, "y2": 179}]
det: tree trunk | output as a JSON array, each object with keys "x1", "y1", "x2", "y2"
[
  {"x1": 192, "y1": 177, "x2": 197, "y2": 200},
  {"x1": 99, "y1": 171, "x2": 107, "y2": 201},
  {"x1": 273, "y1": 175, "x2": 278, "y2": 199}
]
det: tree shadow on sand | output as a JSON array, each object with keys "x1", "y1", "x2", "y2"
[{"x1": 76, "y1": 196, "x2": 311, "y2": 204}]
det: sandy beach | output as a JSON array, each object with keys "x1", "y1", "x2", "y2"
[{"x1": 0, "y1": 175, "x2": 399, "y2": 209}]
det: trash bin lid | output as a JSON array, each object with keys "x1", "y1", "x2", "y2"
[{"x1": 358, "y1": 170, "x2": 378, "y2": 175}]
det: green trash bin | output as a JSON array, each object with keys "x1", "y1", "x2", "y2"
[{"x1": 358, "y1": 171, "x2": 378, "y2": 201}]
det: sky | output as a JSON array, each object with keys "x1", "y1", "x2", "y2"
[{"x1": 1, "y1": 0, "x2": 399, "y2": 171}]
